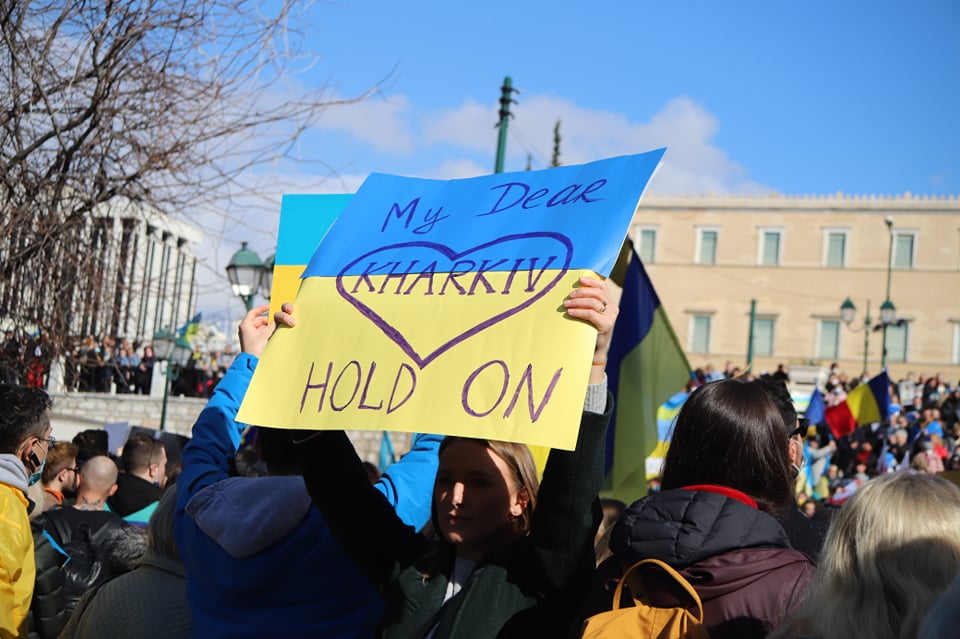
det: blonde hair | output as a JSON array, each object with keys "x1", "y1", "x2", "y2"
[{"x1": 774, "y1": 472, "x2": 960, "y2": 639}]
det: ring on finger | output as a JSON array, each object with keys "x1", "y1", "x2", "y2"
[{"x1": 600, "y1": 300, "x2": 607, "y2": 313}]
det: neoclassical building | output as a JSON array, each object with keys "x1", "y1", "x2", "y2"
[
  {"x1": 631, "y1": 193, "x2": 960, "y2": 382},
  {"x1": 97, "y1": 200, "x2": 202, "y2": 343},
  {"x1": 0, "y1": 197, "x2": 201, "y2": 344}
]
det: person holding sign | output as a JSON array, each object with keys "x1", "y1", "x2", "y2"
[
  {"x1": 174, "y1": 305, "x2": 443, "y2": 639},
  {"x1": 289, "y1": 275, "x2": 616, "y2": 639}
]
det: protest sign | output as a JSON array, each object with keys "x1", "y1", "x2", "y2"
[{"x1": 238, "y1": 150, "x2": 664, "y2": 449}]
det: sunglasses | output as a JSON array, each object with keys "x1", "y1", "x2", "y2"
[{"x1": 790, "y1": 418, "x2": 811, "y2": 439}]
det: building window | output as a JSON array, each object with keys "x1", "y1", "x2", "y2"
[
  {"x1": 636, "y1": 227, "x2": 657, "y2": 264},
  {"x1": 954, "y1": 323, "x2": 960, "y2": 365},
  {"x1": 759, "y1": 229, "x2": 782, "y2": 266},
  {"x1": 818, "y1": 320, "x2": 840, "y2": 359},
  {"x1": 824, "y1": 230, "x2": 847, "y2": 268},
  {"x1": 884, "y1": 323, "x2": 908, "y2": 362},
  {"x1": 696, "y1": 228, "x2": 718, "y2": 265},
  {"x1": 752, "y1": 317, "x2": 775, "y2": 356},
  {"x1": 690, "y1": 315, "x2": 711, "y2": 353},
  {"x1": 892, "y1": 232, "x2": 916, "y2": 270}
]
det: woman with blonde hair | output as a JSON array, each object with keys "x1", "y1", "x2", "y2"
[{"x1": 774, "y1": 472, "x2": 960, "y2": 639}]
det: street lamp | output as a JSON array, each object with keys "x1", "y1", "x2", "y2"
[
  {"x1": 881, "y1": 217, "x2": 897, "y2": 369},
  {"x1": 153, "y1": 330, "x2": 193, "y2": 432},
  {"x1": 225, "y1": 242, "x2": 267, "y2": 311},
  {"x1": 840, "y1": 297, "x2": 872, "y2": 376}
]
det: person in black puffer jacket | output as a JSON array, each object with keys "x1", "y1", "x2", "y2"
[{"x1": 584, "y1": 378, "x2": 814, "y2": 639}]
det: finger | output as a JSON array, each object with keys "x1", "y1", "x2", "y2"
[
  {"x1": 567, "y1": 285, "x2": 603, "y2": 299},
  {"x1": 563, "y1": 302, "x2": 608, "y2": 318},
  {"x1": 563, "y1": 296, "x2": 608, "y2": 314},
  {"x1": 245, "y1": 304, "x2": 270, "y2": 320},
  {"x1": 274, "y1": 311, "x2": 297, "y2": 327},
  {"x1": 578, "y1": 275, "x2": 606, "y2": 288},
  {"x1": 564, "y1": 306, "x2": 611, "y2": 330}
]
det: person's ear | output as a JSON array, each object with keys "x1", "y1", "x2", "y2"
[
  {"x1": 511, "y1": 488, "x2": 530, "y2": 517},
  {"x1": 109, "y1": 484, "x2": 118, "y2": 497},
  {"x1": 788, "y1": 438, "x2": 804, "y2": 467}
]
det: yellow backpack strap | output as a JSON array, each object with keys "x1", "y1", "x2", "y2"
[{"x1": 612, "y1": 558, "x2": 705, "y2": 622}]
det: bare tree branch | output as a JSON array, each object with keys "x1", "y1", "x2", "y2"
[{"x1": 0, "y1": 0, "x2": 375, "y2": 361}]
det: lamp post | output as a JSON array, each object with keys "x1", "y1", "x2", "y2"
[
  {"x1": 840, "y1": 217, "x2": 899, "y2": 376},
  {"x1": 225, "y1": 242, "x2": 267, "y2": 311},
  {"x1": 262, "y1": 253, "x2": 275, "y2": 300},
  {"x1": 881, "y1": 217, "x2": 896, "y2": 369},
  {"x1": 153, "y1": 330, "x2": 193, "y2": 432},
  {"x1": 840, "y1": 297, "x2": 871, "y2": 376}
]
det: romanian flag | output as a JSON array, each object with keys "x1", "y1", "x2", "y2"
[
  {"x1": 605, "y1": 246, "x2": 690, "y2": 503},
  {"x1": 824, "y1": 370, "x2": 891, "y2": 439}
]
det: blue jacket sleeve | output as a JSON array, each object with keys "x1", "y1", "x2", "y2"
[
  {"x1": 176, "y1": 353, "x2": 256, "y2": 511},
  {"x1": 374, "y1": 433, "x2": 443, "y2": 530},
  {"x1": 174, "y1": 351, "x2": 439, "y2": 532}
]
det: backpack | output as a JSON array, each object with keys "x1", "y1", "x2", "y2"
[
  {"x1": 580, "y1": 558, "x2": 710, "y2": 639},
  {"x1": 44, "y1": 515, "x2": 112, "y2": 613}
]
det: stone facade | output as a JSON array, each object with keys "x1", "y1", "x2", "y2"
[{"x1": 632, "y1": 193, "x2": 960, "y2": 381}]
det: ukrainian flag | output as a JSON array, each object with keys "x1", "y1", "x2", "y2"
[
  {"x1": 605, "y1": 246, "x2": 690, "y2": 503},
  {"x1": 269, "y1": 194, "x2": 348, "y2": 319}
]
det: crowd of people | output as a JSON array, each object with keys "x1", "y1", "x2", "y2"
[
  {"x1": 2, "y1": 281, "x2": 960, "y2": 639},
  {"x1": 0, "y1": 330, "x2": 238, "y2": 399}
]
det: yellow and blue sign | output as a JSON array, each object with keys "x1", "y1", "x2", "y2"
[{"x1": 239, "y1": 151, "x2": 665, "y2": 450}]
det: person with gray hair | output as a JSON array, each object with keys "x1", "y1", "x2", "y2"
[{"x1": 59, "y1": 489, "x2": 189, "y2": 638}]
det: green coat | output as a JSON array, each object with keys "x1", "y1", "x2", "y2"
[{"x1": 300, "y1": 395, "x2": 612, "y2": 639}]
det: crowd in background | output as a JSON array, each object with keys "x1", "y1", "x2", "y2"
[
  {"x1": 690, "y1": 360, "x2": 960, "y2": 523},
  {"x1": 0, "y1": 330, "x2": 237, "y2": 399},
  {"x1": 4, "y1": 299, "x2": 960, "y2": 638}
]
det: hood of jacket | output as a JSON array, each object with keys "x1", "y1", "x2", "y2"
[
  {"x1": 610, "y1": 487, "x2": 792, "y2": 569},
  {"x1": 0, "y1": 453, "x2": 28, "y2": 494},
  {"x1": 185, "y1": 475, "x2": 312, "y2": 559}
]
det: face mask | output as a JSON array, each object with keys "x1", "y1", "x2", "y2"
[{"x1": 28, "y1": 460, "x2": 45, "y2": 486}]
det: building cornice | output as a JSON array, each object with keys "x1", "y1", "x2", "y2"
[{"x1": 640, "y1": 192, "x2": 960, "y2": 213}]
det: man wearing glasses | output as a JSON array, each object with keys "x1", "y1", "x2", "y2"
[
  {"x1": 30, "y1": 441, "x2": 80, "y2": 518},
  {"x1": 0, "y1": 384, "x2": 54, "y2": 638}
]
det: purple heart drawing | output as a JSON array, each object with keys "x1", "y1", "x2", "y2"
[{"x1": 336, "y1": 232, "x2": 573, "y2": 368}]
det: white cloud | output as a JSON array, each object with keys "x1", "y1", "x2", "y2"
[
  {"x1": 423, "y1": 158, "x2": 489, "y2": 180},
  {"x1": 310, "y1": 93, "x2": 415, "y2": 153},
  {"x1": 417, "y1": 94, "x2": 769, "y2": 195},
  {"x1": 420, "y1": 99, "x2": 497, "y2": 152}
]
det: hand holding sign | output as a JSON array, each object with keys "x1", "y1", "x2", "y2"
[{"x1": 564, "y1": 276, "x2": 619, "y2": 384}]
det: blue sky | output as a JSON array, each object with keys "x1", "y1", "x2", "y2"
[{"x1": 196, "y1": 0, "x2": 959, "y2": 324}]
